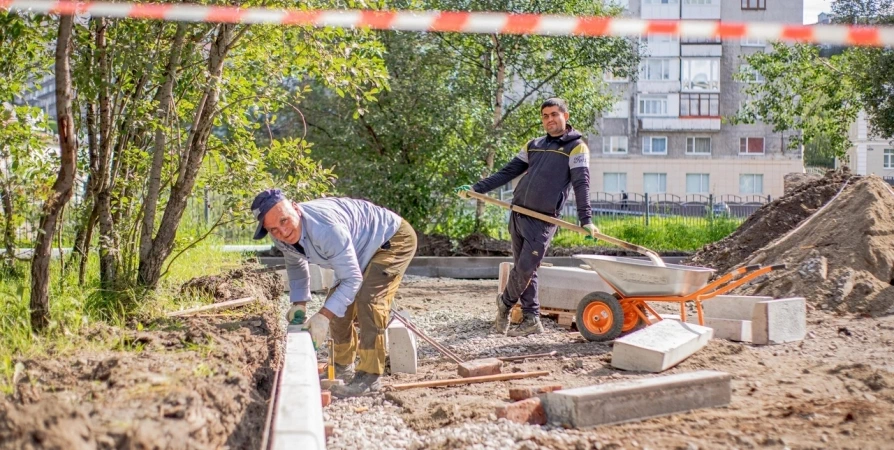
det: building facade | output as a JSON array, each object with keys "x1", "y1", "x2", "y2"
[
  {"x1": 844, "y1": 111, "x2": 894, "y2": 180},
  {"x1": 590, "y1": 0, "x2": 804, "y2": 201}
]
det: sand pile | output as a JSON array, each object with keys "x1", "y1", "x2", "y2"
[
  {"x1": 689, "y1": 170, "x2": 854, "y2": 274},
  {"x1": 730, "y1": 175, "x2": 894, "y2": 316}
]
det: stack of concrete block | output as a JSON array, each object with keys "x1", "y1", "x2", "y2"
[
  {"x1": 271, "y1": 327, "x2": 325, "y2": 450},
  {"x1": 497, "y1": 262, "x2": 614, "y2": 313},
  {"x1": 542, "y1": 370, "x2": 731, "y2": 429},
  {"x1": 699, "y1": 296, "x2": 806, "y2": 344},
  {"x1": 611, "y1": 319, "x2": 713, "y2": 373},
  {"x1": 278, "y1": 264, "x2": 335, "y2": 294}
]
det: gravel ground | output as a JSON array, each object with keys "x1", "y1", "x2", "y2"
[{"x1": 307, "y1": 275, "x2": 894, "y2": 450}]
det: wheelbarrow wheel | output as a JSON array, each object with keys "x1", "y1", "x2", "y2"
[
  {"x1": 620, "y1": 301, "x2": 648, "y2": 334},
  {"x1": 575, "y1": 292, "x2": 624, "y2": 342}
]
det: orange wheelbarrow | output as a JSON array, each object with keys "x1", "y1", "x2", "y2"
[{"x1": 572, "y1": 255, "x2": 786, "y2": 342}]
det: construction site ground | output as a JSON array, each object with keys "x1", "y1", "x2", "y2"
[{"x1": 322, "y1": 275, "x2": 894, "y2": 450}]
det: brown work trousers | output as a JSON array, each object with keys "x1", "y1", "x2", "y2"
[{"x1": 329, "y1": 220, "x2": 416, "y2": 375}]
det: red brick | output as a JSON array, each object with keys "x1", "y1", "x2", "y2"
[
  {"x1": 457, "y1": 358, "x2": 502, "y2": 378},
  {"x1": 321, "y1": 390, "x2": 332, "y2": 407},
  {"x1": 324, "y1": 422, "x2": 335, "y2": 439},
  {"x1": 495, "y1": 397, "x2": 546, "y2": 425},
  {"x1": 509, "y1": 384, "x2": 564, "y2": 401}
]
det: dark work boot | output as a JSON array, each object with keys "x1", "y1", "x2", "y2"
[
  {"x1": 507, "y1": 312, "x2": 544, "y2": 337},
  {"x1": 492, "y1": 295, "x2": 511, "y2": 335},
  {"x1": 320, "y1": 362, "x2": 355, "y2": 382},
  {"x1": 331, "y1": 371, "x2": 382, "y2": 398}
]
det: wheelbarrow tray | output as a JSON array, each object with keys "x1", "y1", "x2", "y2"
[{"x1": 573, "y1": 254, "x2": 715, "y2": 297}]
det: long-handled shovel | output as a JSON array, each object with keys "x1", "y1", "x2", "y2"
[{"x1": 461, "y1": 190, "x2": 666, "y2": 267}]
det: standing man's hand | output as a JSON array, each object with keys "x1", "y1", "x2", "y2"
[
  {"x1": 454, "y1": 185, "x2": 472, "y2": 197},
  {"x1": 286, "y1": 303, "x2": 308, "y2": 325},
  {"x1": 583, "y1": 223, "x2": 599, "y2": 240}
]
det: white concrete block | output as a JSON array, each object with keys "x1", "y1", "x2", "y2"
[
  {"x1": 273, "y1": 329, "x2": 325, "y2": 450},
  {"x1": 611, "y1": 319, "x2": 713, "y2": 373},
  {"x1": 387, "y1": 320, "x2": 418, "y2": 374},
  {"x1": 752, "y1": 297, "x2": 807, "y2": 345},
  {"x1": 704, "y1": 317, "x2": 752, "y2": 342},
  {"x1": 542, "y1": 370, "x2": 731, "y2": 429},
  {"x1": 702, "y1": 295, "x2": 773, "y2": 321}
]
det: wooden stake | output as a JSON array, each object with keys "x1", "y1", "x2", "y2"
[
  {"x1": 389, "y1": 371, "x2": 550, "y2": 391},
  {"x1": 166, "y1": 297, "x2": 255, "y2": 317},
  {"x1": 498, "y1": 351, "x2": 558, "y2": 362}
]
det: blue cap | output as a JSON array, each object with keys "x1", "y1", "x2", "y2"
[{"x1": 251, "y1": 189, "x2": 286, "y2": 240}]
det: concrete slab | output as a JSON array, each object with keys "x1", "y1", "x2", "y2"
[
  {"x1": 752, "y1": 297, "x2": 807, "y2": 345},
  {"x1": 704, "y1": 317, "x2": 752, "y2": 342},
  {"x1": 386, "y1": 320, "x2": 418, "y2": 374},
  {"x1": 278, "y1": 264, "x2": 335, "y2": 294},
  {"x1": 272, "y1": 327, "x2": 325, "y2": 450},
  {"x1": 542, "y1": 370, "x2": 731, "y2": 429},
  {"x1": 611, "y1": 319, "x2": 713, "y2": 373},
  {"x1": 702, "y1": 295, "x2": 773, "y2": 321}
]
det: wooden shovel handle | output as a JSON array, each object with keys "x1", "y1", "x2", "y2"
[{"x1": 462, "y1": 190, "x2": 664, "y2": 266}]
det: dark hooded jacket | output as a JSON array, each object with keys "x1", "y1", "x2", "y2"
[{"x1": 473, "y1": 124, "x2": 592, "y2": 225}]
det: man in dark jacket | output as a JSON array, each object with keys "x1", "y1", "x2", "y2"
[{"x1": 456, "y1": 98, "x2": 597, "y2": 337}]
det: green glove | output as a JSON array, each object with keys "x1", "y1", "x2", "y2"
[
  {"x1": 287, "y1": 303, "x2": 307, "y2": 325},
  {"x1": 454, "y1": 185, "x2": 472, "y2": 197}
]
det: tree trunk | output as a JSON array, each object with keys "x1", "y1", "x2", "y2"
[
  {"x1": 140, "y1": 24, "x2": 186, "y2": 263},
  {"x1": 93, "y1": 18, "x2": 118, "y2": 288},
  {"x1": 69, "y1": 101, "x2": 99, "y2": 269},
  {"x1": 475, "y1": 35, "x2": 505, "y2": 230},
  {"x1": 138, "y1": 24, "x2": 233, "y2": 289},
  {"x1": 30, "y1": 15, "x2": 78, "y2": 332}
]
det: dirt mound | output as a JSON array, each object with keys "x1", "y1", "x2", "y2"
[
  {"x1": 0, "y1": 306, "x2": 283, "y2": 449},
  {"x1": 689, "y1": 170, "x2": 855, "y2": 274},
  {"x1": 415, "y1": 233, "x2": 454, "y2": 256},
  {"x1": 732, "y1": 175, "x2": 894, "y2": 316},
  {"x1": 457, "y1": 232, "x2": 512, "y2": 256},
  {"x1": 181, "y1": 264, "x2": 282, "y2": 303}
]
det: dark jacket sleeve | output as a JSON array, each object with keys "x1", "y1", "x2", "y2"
[
  {"x1": 571, "y1": 167, "x2": 592, "y2": 225},
  {"x1": 472, "y1": 157, "x2": 529, "y2": 194}
]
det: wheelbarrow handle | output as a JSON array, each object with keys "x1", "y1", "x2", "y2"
[{"x1": 461, "y1": 190, "x2": 665, "y2": 267}]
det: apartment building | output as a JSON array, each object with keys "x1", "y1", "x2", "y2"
[
  {"x1": 591, "y1": 0, "x2": 804, "y2": 200},
  {"x1": 843, "y1": 111, "x2": 894, "y2": 180},
  {"x1": 15, "y1": 74, "x2": 57, "y2": 120}
]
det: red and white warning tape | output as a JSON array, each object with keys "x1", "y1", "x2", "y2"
[{"x1": 4, "y1": 0, "x2": 894, "y2": 47}]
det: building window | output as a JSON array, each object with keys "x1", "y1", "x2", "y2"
[
  {"x1": 603, "y1": 136, "x2": 629, "y2": 154},
  {"x1": 739, "y1": 137, "x2": 765, "y2": 154},
  {"x1": 885, "y1": 149, "x2": 894, "y2": 169},
  {"x1": 741, "y1": 37, "x2": 766, "y2": 47},
  {"x1": 640, "y1": 59, "x2": 671, "y2": 81},
  {"x1": 740, "y1": 174, "x2": 763, "y2": 194},
  {"x1": 643, "y1": 136, "x2": 668, "y2": 154},
  {"x1": 740, "y1": 64, "x2": 765, "y2": 83},
  {"x1": 686, "y1": 173, "x2": 710, "y2": 193},
  {"x1": 681, "y1": 59, "x2": 720, "y2": 91},
  {"x1": 680, "y1": 93, "x2": 719, "y2": 117},
  {"x1": 741, "y1": 0, "x2": 765, "y2": 10},
  {"x1": 638, "y1": 96, "x2": 668, "y2": 116},
  {"x1": 604, "y1": 172, "x2": 627, "y2": 193},
  {"x1": 684, "y1": 0, "x2": 715, "y2": 4},
  {"x1": 647, "y1": 34, "x2": 679, "y2": 45},
  {"x1": 644, "y1": 0, "x2": 679, "y2": 3},
  {"x1": 644, "y1": 173, "x2": 667, "y2": 194},
  {"x1": 686, "y1": 137, "x2": 711, "y2": 154}
]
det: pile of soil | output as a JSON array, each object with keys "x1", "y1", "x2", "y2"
[
  {"x1": 689, "y1": 169, "x2": 855, "y2": 274},
  {"x1": 732, "y1": 175, "x2": 894, "y2": 316},
  {"x1": 181, "y1": 265, "x2": 282, "y2": 303},
  {"x1": 415, "y1": 233, "x2": 454, "y2": 257},
  {"x1": 0, "y1": 304, "x2": 284, "y2": 449},
  {"x1": 457, "y1": 232, "x2": 512, "y2": 256}
]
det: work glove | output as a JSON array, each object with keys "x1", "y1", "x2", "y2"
[
  {"x1": 302, "y1": 313, "x2": 330, "y2": 350},
  {"x1": 583, "y1": 223, "x2": 600, "y2": 241},
  {"x1": 454, "y1": 185, "x2": 473, "y2": 197},
  {"x1": 286, "y1": 303, "x2": 307, "y2": 325}
]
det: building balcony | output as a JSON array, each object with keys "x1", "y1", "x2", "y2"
[
  {"x1": 640, "y1": 117, "x2": 721, "y2": 131},
  {"x1": 681, "y1": 3, "x2": 720, "y2": 19},
  {"x1": 640, "y1": 3, "x2": 680, "y2": 19},
  {"x1": 637, "y1": 80, "x2": 681, "y2": 94},
  {"x1": 681, "y1": 43, "x2": 722, "y2": 57}
]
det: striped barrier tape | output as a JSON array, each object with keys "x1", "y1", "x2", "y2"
[{"x1": 3, "y1": 0, "x2": 894, "y2": 47}]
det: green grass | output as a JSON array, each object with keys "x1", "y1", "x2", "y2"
[
  {"x1": 0, "y1": 238, "x2": 246, "y2": 394},
  {"x1": 551, "y1": 216, "x2": 743, "y2": 252}
]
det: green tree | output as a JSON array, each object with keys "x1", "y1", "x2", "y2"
[{"x1": 299, "y1": 0, "x2": 638, "y2": 232}]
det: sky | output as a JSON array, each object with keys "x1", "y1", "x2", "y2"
[{"x1": 804, "y1": 0, "x2": 833, "y2": 24}]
